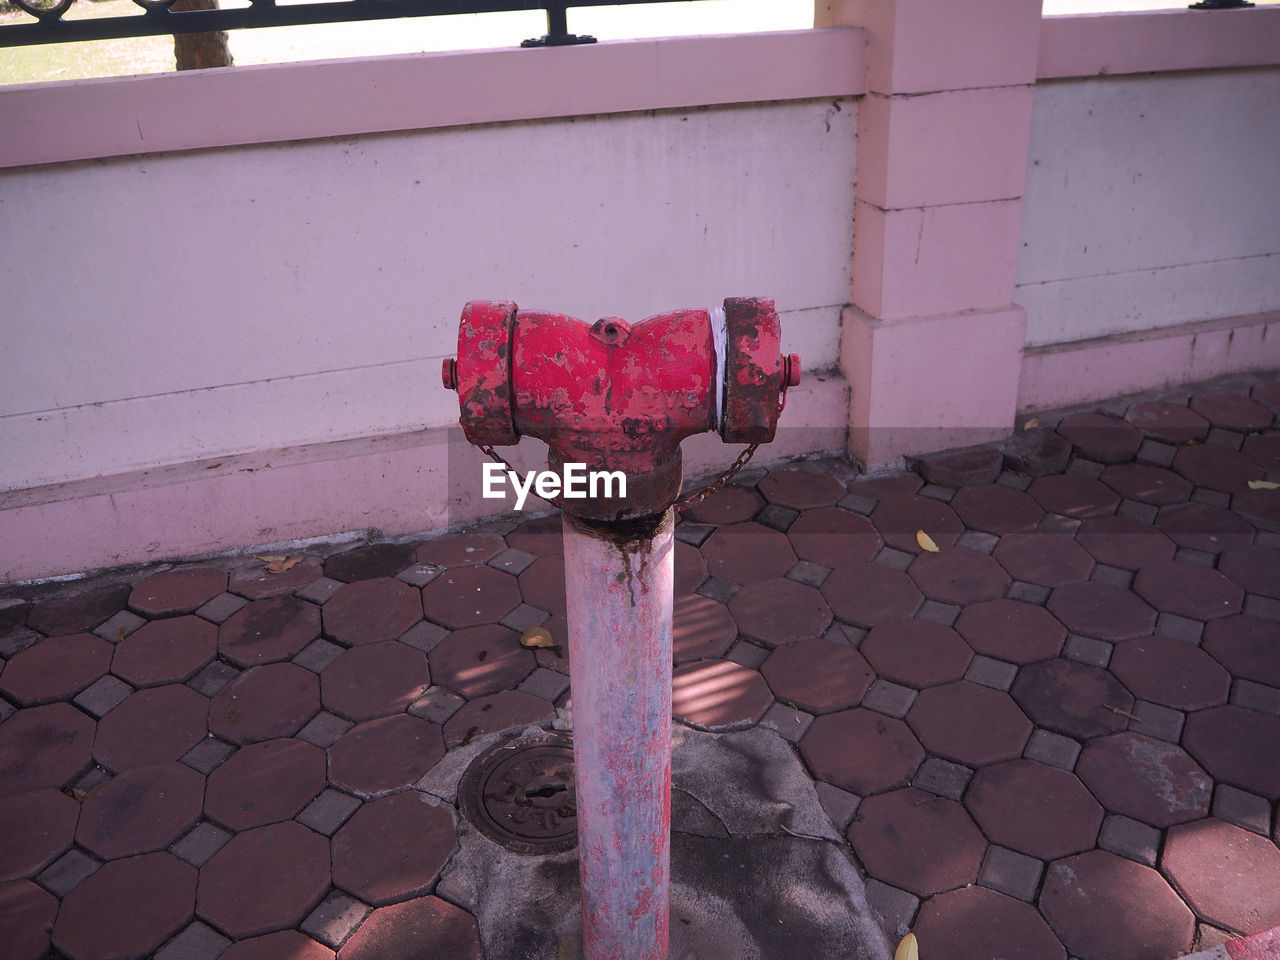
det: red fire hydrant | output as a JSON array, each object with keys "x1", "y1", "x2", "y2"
[{"x1": 443, "y1": 298, "x2": 798, "y2": 960}]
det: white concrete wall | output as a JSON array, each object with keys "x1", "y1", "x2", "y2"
[
  {"x1": 1016, "y1": 67, "x2": 1280, "y2": 347},
  {"x1": 0, "y1": 97, "x2": 856, "y2": 492}
]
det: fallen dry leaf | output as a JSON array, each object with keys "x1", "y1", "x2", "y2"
[
  {"x1": 916, "y1": 530, "x2": 940, "y2": 553},
  {"x1": 520, "y1": 626, "x2": 556, "y2": 649},
  {"x1": 255, "y1": 555, "x2": 305, "y2": 574},
  {"x1": 895, "y1": 932, "x2": 919, "y2": 960},
  {"x1": 1023, "y1": 417, "x2": 1040, "y2": 431},
  {"x1": 1247, "y1": 480, "x2": 1280, "y2": 491}
]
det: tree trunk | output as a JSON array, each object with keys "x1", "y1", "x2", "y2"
[{"x1": 172, "y1": 0, "x2": 233, "y2": 71}]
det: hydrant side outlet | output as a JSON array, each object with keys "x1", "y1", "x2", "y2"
[
  {"x1": 721, "y1": 297, "x2": 785, "y2": 445},
  {"x1": 454, "y1": 300, "x2": 518, "y2": 446}
]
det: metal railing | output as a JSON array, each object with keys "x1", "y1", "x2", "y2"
[{"x1": 0, "y1": 0, "x2": 708, "y2": 48}]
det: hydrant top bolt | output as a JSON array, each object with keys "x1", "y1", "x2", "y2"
[{"x1": 442, "y1": 357, "x2": 458, "y2": 391}]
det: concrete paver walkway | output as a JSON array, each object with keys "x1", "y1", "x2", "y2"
[{"x1": 1, "y1": 373, "x2": 1279, "y2": 959}]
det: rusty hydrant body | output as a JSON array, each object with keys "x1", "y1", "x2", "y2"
[{"x1": 444, "y1": 297, "x2": 797, "y2": 960}]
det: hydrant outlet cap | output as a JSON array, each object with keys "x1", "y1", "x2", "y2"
[{"x1": 442, "y1": 358, "x2": 458, "y2": 391}]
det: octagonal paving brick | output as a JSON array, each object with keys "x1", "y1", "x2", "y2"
[
  {"x1": 1183, "y1": 705, "x2": 1280, "y2": 799},
  {"x1": 861, "y1": 620, "x2": 973, "y2": 688},
  {"x1": 130, "y1": 568, "x2": 227, "y2": 618},
  {"x1": 672, "y1": 594, "x2": 738, "y2": 663},
  {"x1": 330, "y1": 714, "x2": 446, "y2": 796},
  {"x1": 205, "y1": 738, "x2": 326, "y2": 830},
  {"x1": 756, "y1": 466, "x2": 845, "y2": 510},
  {"x1": 1076, "y1": 733, "x2": 1212, "y2": 828},
  {"x1": 950, "y1": 485, "x2": 1044, "y2": 535},
  {"x1": 954, "y1": 598, "x2": 1066, "y2": 664},
  {"x1": 1040, "y1": 850, "x2": 1194, "y2": 960},
  {"x1": 0, "y1": 789, "x2": 79, "y2": 882},
  {"x1": 908, "y1": 682, "x2": 1031, "y2": 766},
  {"x1": 799, "y1": 708, "x2": 924, "y2": 796},
  {"x1": 94, "y1": 685, "x2": 207, "y2": 772},
  {"x1": 322, "y1": 641, "x2": 433, "y2": 721},
  {"x1": 674, "y1": 540, "x2": 709, "y2": 596},
  {"x1": 1046, "y1": 581, "x2": 1156, "y2": 641},
  {"x1": 760, "y1": 638, "x2": 873, "y2": 714},
  {"x1": 323, "y1": 543, "x2": 417, "y2": 583},
  {"x1": 672, "y1": 660, "x2": 772, "y2": 732},
  {"x1": 320, "y1": 577, "x2": 423, "y2": 645},
  {"x1": 228, "y1": 555, "x2": 325, "y2": 600},
  {"x1": 1127, "y1": 401, "x2": 1210, "y2": 444},
  {"x1": 1011, "y1": 659, "x2": 1133, "y2": 740},
  {"x1": 0, "y1": 633, "x2": 112, "y2": 705},
  {"x1": 1218, "y1": 545, "x2": 1280, "y2": 599},
  {"x1": 1158, "y1": 501, "x2": 1256, "y2": 553},
  {"x1": 1255, "y1": 380, "x2": 1280, "y2": 412},
  {"x1": 1028, "y1": 475, "x2": 1121, "y2": 519},
  {"x1": 53, "y1": 852, "x2": 197, "y2": 960},
  {"x1": 223, "y1": 931, "x2": 334, "y2": 960},
  {"x1": 504, "y1": 514, "x2": 564, "y2": 559},
  {"x1": 1163, "y1": 818, "x2": 1280, "y2": 934},
  {"x1": 415, "y1": 533, "x2": 507, "y2": 569},
  {"x1": 821, "y1": 563, "x2": 923, "y2": 628},
  {"x1": 870, "y1": 495, "x2": 965, "y2": 554},
  {"x1": 680, "y1": 483, "x2": 765, "y2": 525},
  {"x1": 1056, "y1": 412, "x2": 1143, "y2": 464},
  {"x1": 1173, "y1": 444, "x2": 1265, "y2": 494},
  {"x1": 786, "y1": 506, "x2": 882, "y2": 569},
  {"x1": 425, "y1": 625, "x2": 532, "y2": 700},
  {"x1": 1241, "y1": 432, "x2": 1280, "y2": 473},
  {"x1": 1202, "y1": 615, "x2": 1280, "y2": 688},
  {"x1": 847, "y1": 787, "x2": 986, "y2": 897},
  {"x1": 966, "y1": 759, "x2": 1102, "y2": 860},
  {"x1": 914, "y1": 445, "x2": 1006, "y2": 488},
  {"x1": 1233, "y1": 485, "x2": 1280, "y2": 533},
  {"x1": 992, "y1": 532, "x2": 1095, "y2": 587},
  {"x1": 517, "y1": 556, "x2": 566, "y2": 614},
  {"x1": 846, "y1": 474, "x2": 924, "y2": 503},
  {"x1": 441, "y1": 691, "x2": 556, "y2": 749},
  {"x1": 336, "y1": 895, "x2": 482, "y2": 960},
  {"x1": 1100, "y1": 463, "x2": 1193, "y2": 506},
  {"x1": 332, "y1": 791, "x2": 457, "y2": 906},
  {"x1": 112, "y1": 616, "x2": 217, "y2": 686},
  {"x1": 1190, "y1": 392, "x2": 1275, "y2": 433},
  {"x1": 26, "y1": 583, "x2": 130, "y2": 637},
  {"x1": 420, "y1": 567, "x2": 519, "y2": 632},
  {"x1": 913, "y1": 885, "x2": 1066, "y2": 960},
  {"x1": 209, "y1": 663, "x2": 320, "y2": 745},
  {"x1": 77, "y1": 761, "x2": 205, "y2": 859},
  {"x1": 1076, "y1": 515, "x2": 1177, "y2": 570},
  {"x1": 198, "y1": 821, "x2": 330, "y2": 939},
  {"x1": 219, "y1": 596, "x2": 321, "y2": 668},
  {"x1": 727, "y1": 578, "x2": 831, "y2": 647},
  {"x1": 908, "y1": 548, "x2": 1011, "y2": 605},
  {"x1": 1133, "y1": 561, "x2": 1243, "y2": 621},
  {"x1": 700, "y1": 523, "x2": 797, "y2": 584},
  {"x1": 1109, "y1": 636, "x2": 1230, "y2": 710},
  {"x1": 0, "y1": 880, "x2": 58, "y2": 960}
]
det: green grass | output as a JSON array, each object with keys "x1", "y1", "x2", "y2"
[{"x1": 0, "y1": 0, "x2": 177, "y2": 85}]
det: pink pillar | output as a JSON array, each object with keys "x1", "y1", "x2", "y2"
[
  {"x1": 818, "y1": 0, "x2": 1044, "y2": 466},
  {"x1": 562, "y1": 509, "x2": 674, "y2": 960}
]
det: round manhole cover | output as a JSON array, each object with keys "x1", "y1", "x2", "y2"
[{"x1": 458, "y1": 730, "x2": 578, "y2": 854}]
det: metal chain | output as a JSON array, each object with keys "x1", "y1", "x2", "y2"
[{"x1": 478, "y1": 382, "x2": 789, "y2": 514}]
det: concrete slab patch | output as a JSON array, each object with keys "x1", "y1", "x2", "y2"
[{"x1": 434, "y1": 725, "x2": 890, "y2": 960}]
